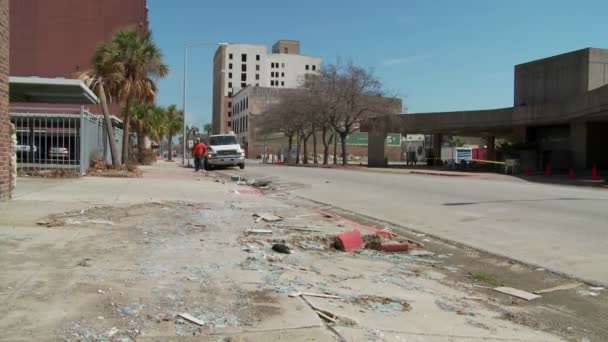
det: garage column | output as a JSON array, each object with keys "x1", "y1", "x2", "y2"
[
  {"x1": 368, "y1": 129, "x2": 387, "y2": 167},
  {"x1": 570, "y1": 122, "x2": 587, "y2": 170},
  {"x1": 486, "y1": 135, "x2": 496, "y2": 161},
  {"x1": 432, "y1": 134, "x2": 442, "y2": 165}
]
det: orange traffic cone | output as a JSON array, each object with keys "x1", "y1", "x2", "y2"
[
  {"x1": 569, "y1": 167, "x2": 575, "y2": 179},
  {"x1": 545, "y1": 163, "x2": 552, "y2": 177},
  {"x1": 524, "y1": 166, "x2": 530, "y2": 177},
  {"x1": 592, "y1": 163, "x2": 599, "y2": 180}
]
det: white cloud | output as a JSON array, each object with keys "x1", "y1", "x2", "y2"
[{"x1": 382, "y1": 55, "x2": 424, "y2": 66}]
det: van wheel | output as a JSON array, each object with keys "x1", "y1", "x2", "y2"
[{"x1": 239, "y1": 163, "x2": 245, "y2": 169}]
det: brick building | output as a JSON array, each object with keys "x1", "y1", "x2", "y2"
[{"x1": 0, "y1": 0, "x2": 10, "y2": 200}]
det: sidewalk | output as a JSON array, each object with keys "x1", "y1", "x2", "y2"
[{"x1": 0, "y1": 163, "x2": 569, "y2": 341}]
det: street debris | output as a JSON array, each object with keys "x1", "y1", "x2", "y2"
[
  {"x1": 352, "y1": 295, "x2": 412, "y2": 313},
  {"x1": 289, "y1": 292, "x2": 341, "y2": 299},
  {"x1": 533, "y1": 282, "x2": 581, "y2": 294},
  {"x1": 493, "y1": 287, "x2": 542, "y2": 300},
  {"x1": 245, "y1": 229, "x2": 273, "y2": 235},
  {"x1": 253, "y1": 212, "x2": 283, "y2": 222},
  {"x1": 177, "y1": 313, "x2": 206, "y2": 326},
  {"x1": 77, "y1": 258, "x2": 91, "y2": 267},
  {"x1": 272, "y1": 243, "x2": 291, "y2": 254},
  {"x1": 335, "y1": 229, "x2": 364, "y2": 252},
  {"x1": 230, "y1": 175, "x2": 241, "y2": 182},
  {"x1": 247, "y1": 179, "x2": 272, "y2": 187}
]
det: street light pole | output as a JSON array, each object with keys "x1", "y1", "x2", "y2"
[
  {"x1": 181, "y1": 41, "x2": 228, "y2": 166},
  {"x1": 182, "y1": 44, "x2": 188, "y2": 166}
]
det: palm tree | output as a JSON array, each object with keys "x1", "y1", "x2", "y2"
[
  {"x1": 107, "y1": 27, "x2": 169, "y2": 163},
  {"x1": 165, "y1": 105, "x2": 183, "y2": 161},
  {"x1": 204, "y1": 123, "x2": 212, "y2": 135},
  {"x1": 80, "y1": 42, "x2": 124, "y2": 167}
]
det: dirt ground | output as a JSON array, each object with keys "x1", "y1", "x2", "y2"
[{"x1": 0, "y1": 163, "x2": 603, "y2": 341}]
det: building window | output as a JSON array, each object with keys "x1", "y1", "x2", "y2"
[
  {"x1": 246, "y1": 97, "x2": 248, "y2": 108},
  {"x1": 228, "y1": 91, "x2": 232, "y2": 97},
  {"x1": 228, "y1": 82, "x2": 232, "y2": 88},
  {"x1": 241, "y1": 64, "x2": 246, "y2": 72},
  {"x1": 312, "y1": 65, "x2": 317, "y2": 71},
  {"x1": 241, "y1": 54, "x2": 247, "y2": 62},
  {"x1": 270, "y1": 80, "x2": 274, "y2": 86},
  {"x1": 229, "y1": 53, "x2": 233, "y2": 60},
  {"x1": 305, "y1": 65, "x2": 309, "y2": 70},
  {"x1": 228, "y1": 72, "x2": 232, "y2": 79},
  {"x1": 228, "y1": 121, "x2": 231, "y2": 127},
  {"x1": 241, "y1": 82, "x2": 246, "y2": 88},
  {"x1": 255, "y1": 83, "x2": 260, "y2": 86},
  {"x1": 228, "y1": 111, "x2": 231, "y2": 117},
  {"x1": 255, "y1": 74, "x2": 259, "y2": 80},
  {"x1": 229, "y1": 63, "x2": 232, "y2": 69},
  {"x1": 246, "y1": 115, "x2": 248, "y2": 130},
  {"x1": 256, "y1": 65, "x2": 260, "y2": 71},
  {"x1": 241, "y1": 73, "x2": 246, "y2": 81},
  {"x1": 281, "y1": 81, "x2": 284, "y2": 86},
  {"x1": 228, "y1": 101, "x2": 232, "y2": 108},
  {"x1": 281, "y1": 72, "x2": 284, "y2": 77},
  {"x1": 256, "y1": 54, "x2": 260, "y2": 61}
]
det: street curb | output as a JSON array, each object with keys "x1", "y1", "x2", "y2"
[{"x1": 294, "y1": 195, "x2": 608, "y2": 288}]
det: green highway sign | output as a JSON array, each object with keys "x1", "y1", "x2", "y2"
[{"x1": 342, "y1": 132, "x2": 401, "y2": 146}]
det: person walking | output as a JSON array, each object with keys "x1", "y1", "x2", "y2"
[{"x1": 192, "y1": 138, "x2": 207, "y2": 172}]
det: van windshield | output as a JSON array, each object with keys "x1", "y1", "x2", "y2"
[{"x1": 209, "y1": 135, "x2": 238, "y2": 146}]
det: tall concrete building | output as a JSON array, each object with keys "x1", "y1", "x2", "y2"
[{"x1": 212, "y1": 40, "x2": 321, "y2": 134}]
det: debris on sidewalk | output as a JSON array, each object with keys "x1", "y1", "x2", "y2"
[
  {"x1": 253, "y1": 212, "x2": 283, "y2": 223},
  {"x1": 335, "y1": 229, "x2": 364, "y2": 252},
  {"x1": 177, "y1": 313, "x2": 205, "y2": 326},
  {"x1": 493, "y1": 287, "x2": 542, "y2": 300},
  {"x1": 272, "y1": 243, "x2": 291, "y2": 254},
  {"x1": 352, "y1": 295, "x2": 411, "y2": 313},
  {"x1": 533, "y1": 283, "x2": 581, "y2": 294},
  {"x1": 289, "y1": 292, "x2": 341, "y2": 299},
  {"x1": 245, "y1": 229, "x2": 273, "y2": 235},
  {"x1": 247, "y1": 179, "x2": 271, "y2": 187}
]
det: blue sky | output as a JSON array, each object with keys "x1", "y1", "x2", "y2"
[{"x1": 149, "y1": 0, "x2": 608, "y2": 128}]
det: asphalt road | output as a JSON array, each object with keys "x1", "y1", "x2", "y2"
[{"x1": 234, "y1": 162, "x2": 608, "y2": 285}]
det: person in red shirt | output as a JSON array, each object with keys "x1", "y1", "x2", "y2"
[{"x1": 192, "y1": 138, "x2": 207, "y2": 172}]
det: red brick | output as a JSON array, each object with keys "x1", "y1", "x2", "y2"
[{"x1": 336, "y1": 229, "x2": 364, "y2": 253}]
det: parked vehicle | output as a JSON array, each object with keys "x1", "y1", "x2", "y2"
[
  {"x1": 16, "y1": 144, "x2": 37, "y2": 154},
  {"x1": 205, "y1": 133, "x2": 245, "y2": 170},
  {"x1": 48, "y1": 146, "x2": 69, "y2": 159}
]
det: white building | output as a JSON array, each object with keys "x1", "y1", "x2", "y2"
[{"x1": 212, "y1": 40, "x2": 321, "y2": 134}]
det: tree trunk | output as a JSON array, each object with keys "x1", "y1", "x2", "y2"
[
  {"x1": 340, "y1": 131, "x2": 348, "y2": 166},
  {"x1": 167, "y1": 131, "x2": 173, "y2": 161},
  {"x1": 295, "y1": 133, "x2": 301, "y2": 165},
  {"x1": 122, "y1": 114, "x2": 131, "y2": 164},
  {"x1": 287, "y1": 134, "x2": 293, "y2": 163},
  {"x1": 302, "y1": 131, "x2": 312, "y2": 164},
  {"x1": 98, "y1": 83, "x2": 120, "y2": 167},
  {"x1": 321, "y1": 126, "x2": 333, "y2": 165},
  {"x1": 312, "y1": 125, "x2": 317, "y2": 165},
  {"x1": 333, "y1": 132, "x2": 338, "y2": 165}
]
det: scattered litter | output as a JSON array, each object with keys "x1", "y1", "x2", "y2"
[
  {"x1": 248, "y1": 179, "x2": 271, "y2": 187},
  {"x1": 246, "y1": 229, "x2": 273, "y2": 235},
  {"x1": 122, "y1": 306, "x2": 139, "y2": 316},
  {"x1": 86, "y1": 219, "x2": 115, "y2": 226},
  {"x1": 578, "y1": 290, "x2": 599, "y2": 297},
  {"x1": 533, "y1": 282, "x2": 581, "y2": 294},
  {"x1": 253, "y1": 212, "x2": 283, "y2": 222},
  {"x1": 274, "y1": 225, "x2": 323, "y2": 233},
  {"x1": 493, "y1": 287, "x2": 541, "y2": 301},
  {"x1": 589, "y1": 286, "x2": 604, "y2": 291},
  {"x1": 422, "y1": 238, "x2": 431, "y2": 242},
  {"x1": 353, "y1": 295, "x2": 411, "y2": 313},
  {"x1": 535, "y1": 268, "x2": 545, "y2": 271},
  {"x1": 409, "y1": 250, "x2": 435, "y2": 257},
  {"x1": 97, "y1": 316, "x2": 104, "y2": 320},
  {"x1": 336, "y1": 229, "x2": 364, "y2": 252},
  {"x1": 272, "y1": 243, "x2": 291, "y2": 254},
  {"x1": 105, "y1": 327, "x2": 119, "y2": 337},
  {"x1": 442, "y1": 266, "x2": 461, "y2": 273},
  {"x1": 463, "y1": 296, "x2": 485, "y2": 301},
  {"x1": 97, "y1": 289, "x2": 104, "y2": 294},
  {"x1": 178, "y1": 313, "x2": 205, "y2": 326},
  {"x1": 77, "y1": 258, "x2": 91, "y2": 267},
  {"x1": 289, "y1": 292, "x2": 341, "y2": 299},
  {"x1": 230, "y1": 175, "x2": 241, "y2": 182}
]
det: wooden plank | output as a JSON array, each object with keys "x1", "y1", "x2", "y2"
[
  {"x1": 315, "y1": 309, "x2": 336, "y2": 323},
  {"x1": 493, "y1": 287, "x2": 541, "y2": 300},
  {"x1": 533, "y1": 283, "x2": 581, "y2": 294},
  {"x1": 178, "y1": 313, "x2": 205, "y2": 326},
  {"x1": 246, "y1": 229, "x2": 273, "y2": 234},
  {"x1": 302, "y1": 292, "x2": 341, "y2": 299}
]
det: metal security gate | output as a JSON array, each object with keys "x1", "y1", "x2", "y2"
[{"x1": 10, "y1": 107, "x2": 123, "y2": 176}]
